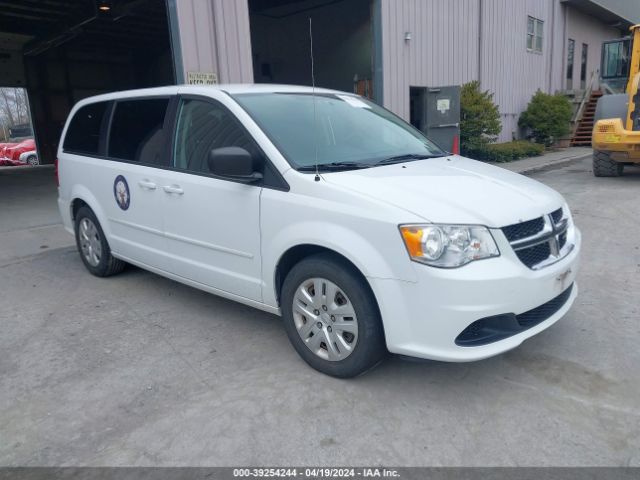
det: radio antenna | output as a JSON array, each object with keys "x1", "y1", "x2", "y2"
[{"x1": 309, "y1": 17, "x2": 320, "y2": 182}]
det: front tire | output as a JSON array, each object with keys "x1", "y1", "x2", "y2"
[
  {"x1": 593, "y1": 150, "x2": 623, "y2": 177},
  {"x1": 281, "y1": 253, "x2": 386, "y2": 378},
  {"x1": 26, "y1": 155, "x2": 39, "y2": 166},
  {"x1": 74, "y1": 206, "x2": 125, "y2": 277}
]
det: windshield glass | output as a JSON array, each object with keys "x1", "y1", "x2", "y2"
[{"x1": 234, "y1": 93, "x2": 446, "y2": 170}]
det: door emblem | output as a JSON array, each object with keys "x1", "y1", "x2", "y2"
[{"x1": 113, "y1": 175, "x2": 130, "y2": 211}]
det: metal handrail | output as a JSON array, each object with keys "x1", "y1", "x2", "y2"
[{"x1": 572, "y1": 69, "x2": 599, "y2": 124}]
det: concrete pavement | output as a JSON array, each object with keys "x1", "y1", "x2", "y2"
[{"x1": 1, "y1": 159, "x2": 639, "y2": 467}]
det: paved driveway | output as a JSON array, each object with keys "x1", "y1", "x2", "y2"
[{"x1": 1, "y1": 159, "x2": 638, "y2": 466}]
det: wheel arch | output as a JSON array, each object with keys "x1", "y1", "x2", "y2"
[
  {"x1": 274, "y1": 243, "x2": 387, "y2": 341},
  {"x1": 274, "y1": 244, "x2": 372, "y2": 305},
  {"x1": 68, "y1": 185, "x2": 112, "y2": 237}
]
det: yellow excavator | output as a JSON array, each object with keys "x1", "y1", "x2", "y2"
[{"x1": 592, "y1": 24, "x2": 640, "y2": 176}]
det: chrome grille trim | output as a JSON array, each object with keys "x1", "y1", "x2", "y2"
[{"x1": 502, "y1": 208, "x2": 574, "y2": 270}]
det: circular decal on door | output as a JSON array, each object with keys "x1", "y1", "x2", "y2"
[{"x1": 113, "y1": 175, "x2": 130, "y2": 211}]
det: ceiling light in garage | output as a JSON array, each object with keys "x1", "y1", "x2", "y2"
[{"x1": 98, "y1": 1, "x2": 112, "y2": 12}]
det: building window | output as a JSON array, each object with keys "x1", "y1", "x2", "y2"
[
  {"x1": 566, "y1": 39, "x2": 575, "y2": 90},
  {"x1": 527, "y1": 16, "x2": 544, "y2": 53},
  {"x1": 580, "y1": 43, "x2": 588, "y2": 89}
]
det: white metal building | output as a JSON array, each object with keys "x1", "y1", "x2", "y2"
[
  {"x1": 0, "y1": 0, "x2": 638, "y2": 163},
  {"x1": 171, "y1": 0, "x2": 638, "y2": 142}
]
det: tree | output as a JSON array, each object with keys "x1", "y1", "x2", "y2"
[
  {"x1": 460, "y1": 81, "x2": 501, "y2": 153},
  {"x1": 518, "y1": 90, "x2": 572, "y2": 146},
  {"x1": 0, "y1": 88, "x2": 31, "y2": 141},
  {"x1": 0, "y1": 88, "x2": 30, "y2": 127}
]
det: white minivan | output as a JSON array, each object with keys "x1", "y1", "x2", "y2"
[{"x1": 57, "y1": 85, "x2": 581, "y2": 377}]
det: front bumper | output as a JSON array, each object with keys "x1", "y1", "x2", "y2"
[{"x1": 369, "y1": 227, "x2": 581, "y2": 362}]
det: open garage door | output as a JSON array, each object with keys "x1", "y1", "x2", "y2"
[
  {"x1": 0, "y1": 0, "x2": 175, "y2": 165},
  {"x1": 248, "y1": 0, "x2": 374, "y2": 98}
]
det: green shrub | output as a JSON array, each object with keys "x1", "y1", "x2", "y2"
[
  {"x1": 518, "y1": 90, "x2": 572, "y2": 146},
  {"x1": 460, "y1": 81, "x2": 502, "y2": 153},
  {"x1": 465, "y1": 141, "x2": 544, "y2": 162}
]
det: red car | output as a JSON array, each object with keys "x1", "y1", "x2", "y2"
[
  {"x1": 0, "y1": 142, "x2": 17, "y2": 156},
  {"x1": 0, "y1": 143, "x2": 18, "y2": 165},
  {"x1": 1, "y1": 139, "x2": 35, "y2": 166}
]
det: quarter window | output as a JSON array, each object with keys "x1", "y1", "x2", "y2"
[
  {"x1": 107, "y1": 98, "x2": 170, "y2": 164},
  {"x1": 173, "y1": 98, "x2": 260, "y2": 174},
  {"x1": 63, "y1": 102, "x2": 108, "y2": 155},
  {"x1": 527, "y1": 16, "x2": 544, "y2": 53}
]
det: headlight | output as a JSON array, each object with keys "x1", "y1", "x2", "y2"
[{"x1": 399, "y1": 224, "x2": 500, "y2": 268}]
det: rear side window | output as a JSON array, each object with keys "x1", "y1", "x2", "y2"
[
  {"x1": 63, "y1": 102, "x2": 108, "y2": 155},
  {"x1": 108, "y1": 98, "x2": 170, "y2": 164}
]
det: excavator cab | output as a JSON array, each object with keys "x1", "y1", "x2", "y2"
[
  {"x1": 591, "y1": 25, "x2": 640, "y2": 176},
  {"x1": 600, "y1": 37, "x2": 631, "y2": 93}
]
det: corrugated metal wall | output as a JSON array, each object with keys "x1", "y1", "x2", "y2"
[
  {"x1": 380, "y1": 0, "x2": 481, "y2": 122},
  {"x1": 174, "y1": 0, "x2": 253, "y2": 84},
  {"x1": 479, "y1": 0, "x2": 561, "y2": 141},
  {"x1": 380, "y1": 0, "x2": 621, "y2": 142},
  {"x1": 169, "y1": 0, "x2": 622, "y2": 142}
]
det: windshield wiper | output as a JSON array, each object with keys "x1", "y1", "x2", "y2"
[
  {"x1": 376, "y1": 153, "x2": 446, "y2": 165},
  {"x1": 297, "y1": 161, "x2": 372, "y2": 172}
]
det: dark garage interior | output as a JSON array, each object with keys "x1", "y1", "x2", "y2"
[
  {"x1": 248, "y1": 0, "x2": 374, "y2": 97},
  {"x1": 0, "y1": 0, "x2": 174, "y2": 165}
]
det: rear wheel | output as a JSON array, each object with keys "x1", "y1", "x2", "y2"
[
  {"x1": 593, "y1": 150, "x2": 623, "y2": 177},
  {"x1": 74, "y1": 206, "x2": 125, "y2": 277},
  {"x1": 281, "y1": 253, "x2": 386, "y2": 378},
  {"x1": 26, "y1": 155, "x2": 39, "y2": 166}
]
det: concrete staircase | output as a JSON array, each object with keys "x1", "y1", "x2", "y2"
[{"x1": 571, "y1": 90, "x2": 603, "y2": 146}]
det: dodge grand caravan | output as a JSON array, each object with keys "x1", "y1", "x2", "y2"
[{"x1": 57, "y1": 85, "x2": 581, "y2": 377}]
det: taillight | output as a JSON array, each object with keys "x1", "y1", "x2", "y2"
[{"x1": 55, "y1": 158, "x2": 59, "y2": 186}]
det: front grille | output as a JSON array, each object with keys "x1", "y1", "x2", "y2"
[
  {"x1": 455, "y1": 283, "x2": 574, "y2": 346},
  {"x1": 502, "y1": 209, "x2": 572, "y2": 270},
  {"x1": 502, "y1": 217, "x2": 545, "y2": 242},
  {"x1": 515, "y1": 242, "x2": 551, "y2": 268},
  {"x1": 550, "y1": 208, "x2": 563, "y2": 224}
]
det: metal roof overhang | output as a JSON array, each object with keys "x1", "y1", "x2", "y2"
[{"x1": 561, "y1": 0, "x2": 638, "y2": 30}]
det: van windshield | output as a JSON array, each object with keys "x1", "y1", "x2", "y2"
[{"x1": 233, "y1": 92, "x2": 446, "y2": 171}]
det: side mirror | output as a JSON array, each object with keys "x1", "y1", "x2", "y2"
[{"x1": 207, "y1": 147, "x2": 263, "y2": 183}]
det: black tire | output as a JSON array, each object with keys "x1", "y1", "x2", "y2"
[
  {"x1": 74, "y1": 206, "x2": 126, "y2": 277},
  {"x1": 281, "y1": 253, "x2": 386, "y2": 378},
  {"x1": 26, "y1": 155, "x2": 39, "y2": 166},
  {"x1": 593, "y1": 150, "x2": 623, "y2": 177}
]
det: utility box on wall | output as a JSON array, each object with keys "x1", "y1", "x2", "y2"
[{"x1": 411, "y1": 85, "x2": 461, "y2": 153}]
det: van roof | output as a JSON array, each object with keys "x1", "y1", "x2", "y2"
[{"x1": 75, "y1": 84, "x2": 347, "y2": 106}]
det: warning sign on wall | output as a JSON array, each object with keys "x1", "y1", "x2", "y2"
[{"x1": 187, "y1": 72, "x2": 218, "y2": 85}]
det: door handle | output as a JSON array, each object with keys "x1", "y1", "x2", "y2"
[
  {"x1": 138, "y1": 180, "x2": 157, "y2": 190},
  {"x1": 163, "y1": 185, "x2": 184, "y2": 195}
]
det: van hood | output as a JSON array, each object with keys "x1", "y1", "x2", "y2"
[{"x1": 322, "y1": 155, "x2": 564, "y2": 227}]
